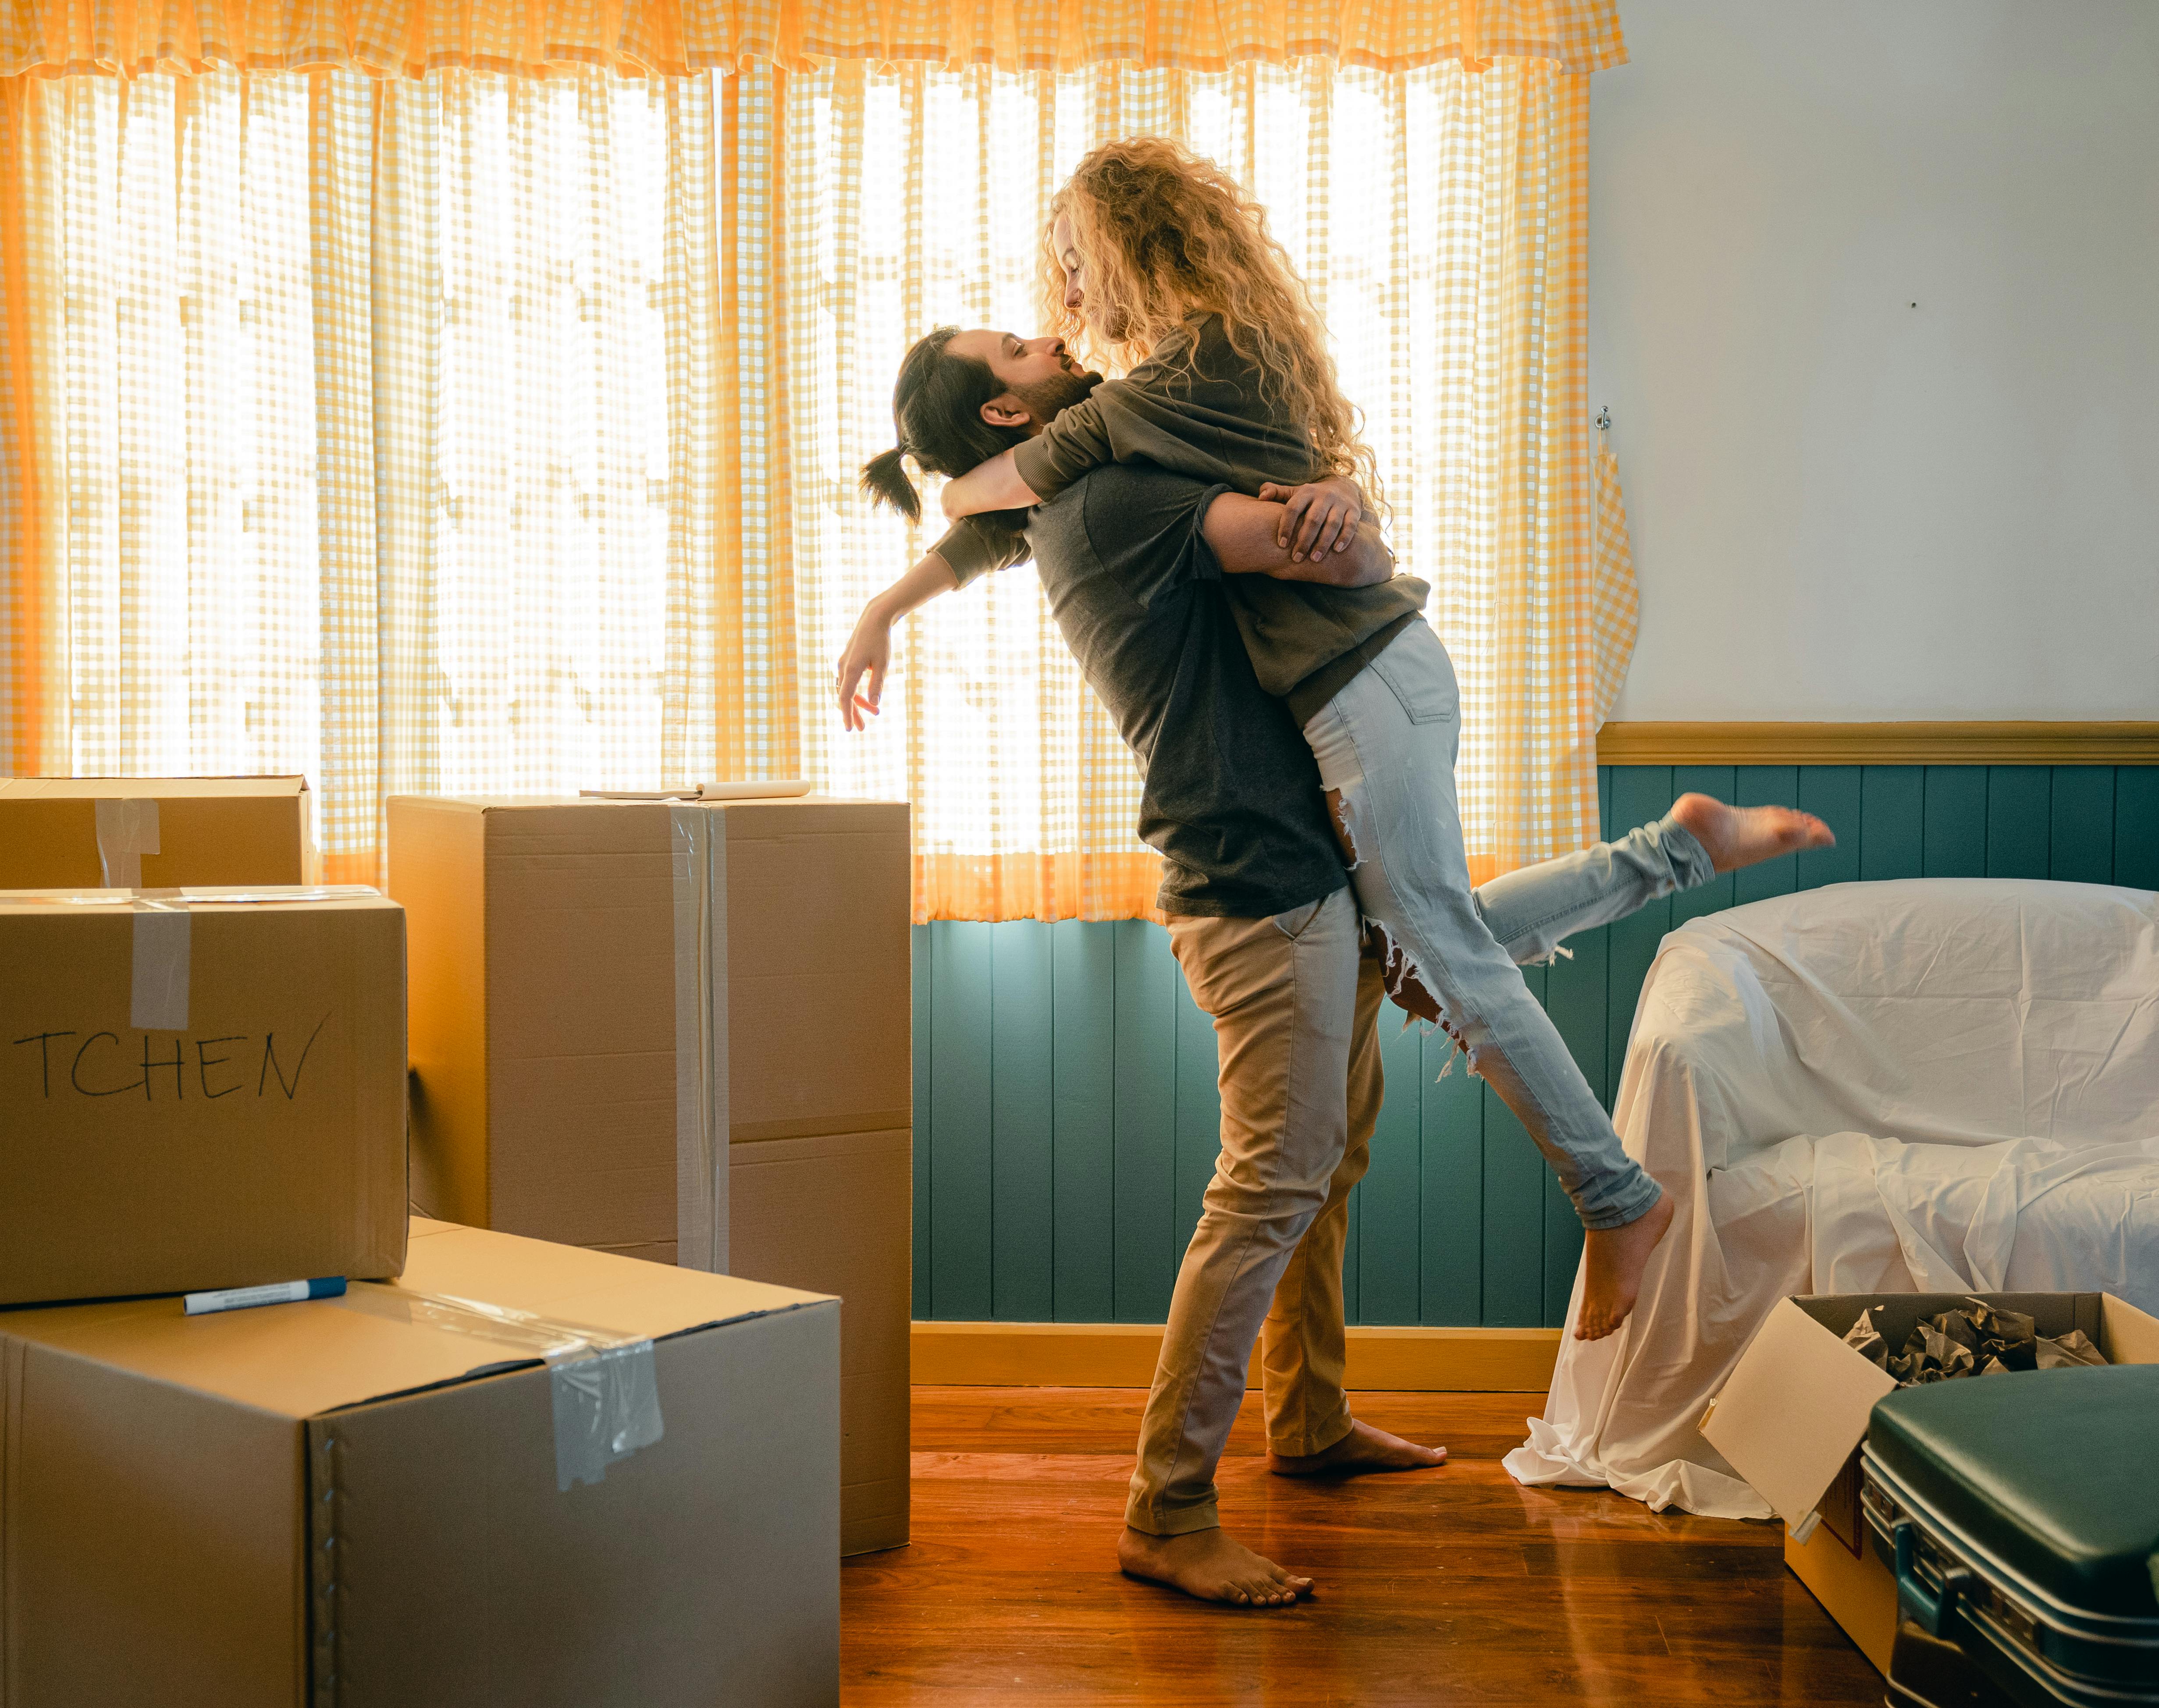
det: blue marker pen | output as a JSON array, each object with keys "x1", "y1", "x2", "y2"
[{"x1": 184, "y1": 1276, "x2": 348, "y2": 1316}]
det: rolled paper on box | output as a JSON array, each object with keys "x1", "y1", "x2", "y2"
[
  {"x1": 184, "y1": 1276, "x2": 348, "y2": 1316},
  {"x1": 697, "y1": 779, "x2": 811, "y2": 800}
]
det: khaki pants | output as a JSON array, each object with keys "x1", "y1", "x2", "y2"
[
  {"x1": 1127, "y1": 886, "x2": 1383, "y2": 1536},
  {"x1": 1126, "y1": 803, "x2": 1710, "y2": 1535}
]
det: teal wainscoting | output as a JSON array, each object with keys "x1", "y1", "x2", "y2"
[{"x1": 912, "y1": 763, "x2": 2159, "y2": 1327}]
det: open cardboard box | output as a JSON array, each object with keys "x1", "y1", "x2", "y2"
[{"x1": 1700, "y1": 1290, "x2": 2159, "y2": 1675}]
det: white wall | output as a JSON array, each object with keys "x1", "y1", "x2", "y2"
[{"x1": 1592, "y1": 1, "x2": 2159, "y2": 721}]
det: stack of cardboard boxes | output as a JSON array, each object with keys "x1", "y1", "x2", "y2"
[
  {"x1": 0, "y1": 778, "x2": 876, "y2": 1707},
  {"x1": 387, "y1": 792, "x2": 914, "y2": 1556}
]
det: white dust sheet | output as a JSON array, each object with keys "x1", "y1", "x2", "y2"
[{"x1": 1504, "y1": 878, "x2": 2159, "y2": 1518}]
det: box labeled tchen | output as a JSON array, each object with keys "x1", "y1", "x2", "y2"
[
  {"x1": 0, "y1": 1219, "x2": 840, "y2": 1708},
  {"x1": 0, "y1": 887, "x2": 408, "y2": 1306},
  {"x1": 388, "y1": 792, "x2": 912, "y2": 1554},
  {"x1": 0, "y1": 775, "x2": 317, "y2": 888},
  {"x1": 1700, "y1": 1290, "x2": 2159, "y2": 1675}
]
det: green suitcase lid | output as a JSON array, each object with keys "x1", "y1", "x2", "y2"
[{"x1": 1870, "y1": 1365, "x2": 2159, "y2": 1619}]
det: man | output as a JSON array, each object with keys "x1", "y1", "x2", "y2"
[{"x1": 836, "y1": 331, "x2": 1828, "y2": 1607}]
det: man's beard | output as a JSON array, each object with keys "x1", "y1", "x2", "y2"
[{"x1": 1009, "y1": 368, "x2": 1102, "y2": 426}]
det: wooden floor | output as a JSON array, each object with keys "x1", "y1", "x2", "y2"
[{"x1": 841, "y1": 1387, "x2": 1885, "y2": 1706}]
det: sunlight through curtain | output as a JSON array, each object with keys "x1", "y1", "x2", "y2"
[
  {"x1": 801, "y1": 56, "x2": 1639, "y2": 916},
  {"x1": 0, "y1": 68, "x2": 802, "y2": 881},
  {"x1": 0, "y1": 0, "x2": 1636, "y2": 913}
]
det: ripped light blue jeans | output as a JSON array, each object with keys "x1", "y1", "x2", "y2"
[{"x1": 1302, "y1": 620, "x2": 1714, "y2": 1231}]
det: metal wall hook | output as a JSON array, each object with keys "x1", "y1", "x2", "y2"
[{"x1": 1595, "y1": 405, "x2": 1612, "y2": 433}]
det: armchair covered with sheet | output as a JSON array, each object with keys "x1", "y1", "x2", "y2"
[{"x1": 1505, "y1": 877, "x2": 2159, "y2": 1519}]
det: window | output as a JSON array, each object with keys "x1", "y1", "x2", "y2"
[{"x1": 2, "y1": 37, "x2": 1631, "y2": 913}]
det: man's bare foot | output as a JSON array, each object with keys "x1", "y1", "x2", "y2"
[
  {"x1": 1118, "y1": 1526, "x2": 1313, "y2": 1607},
  {"x1": 1576, "y1": 1190, "x2": 1675, "y2": 1340},
  {"x1": 1267, "y1": 1417, "x2": 1447, "y2": 1477},
  {"x1": 1669, "y1": 792, "x2": 1834, "y2": 874}
]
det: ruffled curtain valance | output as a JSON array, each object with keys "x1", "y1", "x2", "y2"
[{"x1": 0, "y1": 0, "x2": 1623, "y2": 81}]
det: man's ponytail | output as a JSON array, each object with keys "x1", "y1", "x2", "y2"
[
  {"x1": 860, "y1": 327, "x2": 1030, "y2": 529},
  {"x1": 860, "y1": 446, "x2": 922, "y2": 521}
]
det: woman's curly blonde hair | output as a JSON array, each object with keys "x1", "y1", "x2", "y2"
[{"x1": 1039, "y1": 135, "x2": 1380, "y2": 505}]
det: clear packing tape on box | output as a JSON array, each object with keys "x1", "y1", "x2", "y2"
[
  {"x1": 0, "y1": 886, "x2": 381, "y2": 1031},
  {"x1": 335, "y1": 1283, "x2": 665, "y2": 1491},
  {"x1": 94, "y1": 796, "x2": 161, "y2": 888},
  {"x1": 667, "y1": 806, "x2": 729, "y2": 1274}
]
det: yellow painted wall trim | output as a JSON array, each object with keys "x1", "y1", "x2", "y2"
[
  {"x1": 1595, "y1": 721, "x2": 2159, "y2": 767},
  {"x1": 911, "y1": 1321, "x2": 1560, "y2": 1392}
]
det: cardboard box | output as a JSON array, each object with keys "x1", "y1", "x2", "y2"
[
  {"x1": 0, "y1": 1218, "x2": 840, "y2": 1708},
  {"x1": 1783, "y1": 1510, "x2": 1901, "y2": 1675},
  {"x1": 387, "y1": 793, "x2": 912, "y2": 1553},
  {"x1": 1701, "y1": 1290, "x2": 2159, "y2": 1675},
  {"x1": 0, "y1": 775, "x2": 317, "y2": 888},
  {"x1": 0, "y1": 887, "x2": 409, "y2": 1306},
  {"x1": 732, "y1": 1127, "x2": 912, "y2": 1556}
]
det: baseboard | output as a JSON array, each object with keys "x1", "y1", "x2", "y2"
[
  {"x1": 911, "y1": 1321, "x2": 1561, "y2": 1392},
  {"x1": 1596, "y1": 720, "x2": 2159, "y2": 766}
]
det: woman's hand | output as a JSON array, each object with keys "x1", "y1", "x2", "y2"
[
  {"x1": 1256, "y1": 475, "x2": 1364, "y2": 562},
  {"x1": 835, "y1": 600, "x2": 894, "y2": 732}
]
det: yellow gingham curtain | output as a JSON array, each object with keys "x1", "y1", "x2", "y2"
[
  {"x1": 0, "y1": 0, "x2": 1622, "y2": 81},
  {"x1": 1589, "y1": 421, "x2": 1638, "y2": 730},
  {"x1": 0, "y1": 68, "x2": 791, "y2": 881},
  {"x1": 811, "y1": 55, "x2": 1637, "y2": 915},
  {"x1": 0, "y1": 1, "x2": 1636, "y2": 916}
]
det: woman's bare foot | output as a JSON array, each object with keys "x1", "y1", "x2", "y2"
[
  {"x1": 1267, "y1": 1418, "x2": 1447, "y2": 1477},
  {"x1": 1669, "y1": 792, "x2": 1834, "y2": 874},
  {"x1": 1576, "y1": 1190, "x2": 1675, "y2": 1340},
  {"x1": 1117, "y1": 1526, "x2": 1313, "y2": 1607}
]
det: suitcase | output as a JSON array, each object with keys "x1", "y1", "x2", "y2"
[
  {"x1": 1860, "y1": 1363, "x2": 2159, "y2": 1707},
  {"x1": 1887, "y1": 1620, "x2": 2020, "y2": 1708}
]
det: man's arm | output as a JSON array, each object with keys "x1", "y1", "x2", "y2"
[
  {"x1": 1202, "y1": 492, "x2": 1393, "y2": 588},
  {"x1": 835, "y1": 550, "x2": 960, "y2": 731}
]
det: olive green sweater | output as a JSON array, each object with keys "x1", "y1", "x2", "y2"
[{"x1": 930, "y1": 313, "x2": 1428, "y2": 725}]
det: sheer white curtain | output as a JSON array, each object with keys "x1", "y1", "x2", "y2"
[
  {"x1": 794, "y1": 57, "x2": 1633, "y2": 917},
  {"x1": 2, "y1": 69, "x2": 688, "y2": 879},
  {"x1": 3, "y1": 52, "x2": 1632, "y2": 907}
]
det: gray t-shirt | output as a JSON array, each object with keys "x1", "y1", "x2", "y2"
[{"x1": 1024, "y1": 463, "x2": 1350, "y2": 919}]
